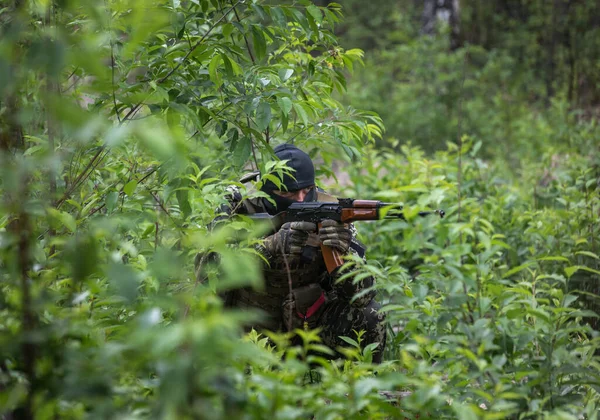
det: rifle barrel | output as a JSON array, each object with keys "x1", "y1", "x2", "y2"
[{"x1": 382, "y1": 208, "x2": 445, "y2": 219}]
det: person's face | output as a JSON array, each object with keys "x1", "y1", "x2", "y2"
[{"x1": 273, "y1": 186, "x2": 314, "y2": 202}]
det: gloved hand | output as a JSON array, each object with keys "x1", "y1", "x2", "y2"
[
  {"x1": 319, "y1": 219, "x2": 352, "y2": 253},
  {"x1": 263, "y1": 221, "x2": 317, "y2": 262}
]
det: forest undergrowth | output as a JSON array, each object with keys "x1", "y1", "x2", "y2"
[{"x1": 1, "y1": 0, "x2": 600, "y2": 419}]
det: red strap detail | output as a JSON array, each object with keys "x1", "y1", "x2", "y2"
[{"x1": 296, "y1": 292, "x2": 326, "y2": 320}]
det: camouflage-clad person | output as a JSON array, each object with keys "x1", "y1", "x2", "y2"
[{"x1": 204, "y1": 144, "x2": 386, "y2": 363}]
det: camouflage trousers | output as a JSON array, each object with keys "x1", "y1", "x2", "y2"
[
  {"x1": 313, "y1": 298, "x2": 386, "y2": 364},
  {"x1": 232, "y1": 287, "x2": 387, "y2": 363}
]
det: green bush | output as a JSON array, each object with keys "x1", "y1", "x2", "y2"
[
  {"x1": 344, "y1": 34, "x2": 600, "y2": 165},
  {"x1": 328, "y1": 141, "x2": 600, "y2": 418}
]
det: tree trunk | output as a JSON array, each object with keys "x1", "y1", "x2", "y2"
[
  {"x1": 421, "y1": 0, "x2": 462, "y2": 49},
  {"x1": 421, "y1": 0, "x2": 437, "y2": 35},
  {"x1": 449, "y1": 0, "x2": 461, "y2": 49},
  {"x1": 0, "y1": 0, "x2": 25, "y2": 153}
]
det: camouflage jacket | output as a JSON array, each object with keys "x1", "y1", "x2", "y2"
[{"x1": 206, "y1": 181, "x2": 377, "y2": 331}]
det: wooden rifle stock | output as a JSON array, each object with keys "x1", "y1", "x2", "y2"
[
  {"x1": 320, "y1": 243, "x2": 345, "y2": 273},
  {"x1": 321, "y1": 208, "x2": 380, "y2": 273}
]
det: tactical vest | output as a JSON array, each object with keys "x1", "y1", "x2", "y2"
[{"x1": 231, "y1": 173, "x2": 337, "y2": 331}]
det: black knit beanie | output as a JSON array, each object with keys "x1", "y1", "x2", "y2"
[
  {"x1": 260, "y1": 144, "x2": 316, "y2": 214},
  {"x1": 261, "y1": 144, "x2": 315, "y2": 192}
]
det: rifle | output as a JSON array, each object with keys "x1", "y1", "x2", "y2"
[{"x1": 252, "y1": 198, "x2": 444, "y2": 273}]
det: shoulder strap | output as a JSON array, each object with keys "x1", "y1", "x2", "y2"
[{"x1": 242, "y1": 196, "x2": 265, "y2": 214}]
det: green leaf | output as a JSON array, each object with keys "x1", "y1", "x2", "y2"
[
  {"x1": 575, "y1": 251, "x2": 599, "y2": 260},
  {"x1": 339, "y1": 336, "x2": 359, "y2": 348},
  {"x1": 306, "y1": 10, "x2": 319, "y2": 33},
  {"x1": 307, "y1": 4, "x2": 323, "y2": 24},
  {"x1": 452, "y1": 404, "x2": 479, "y2": 420},
  {"x1": 218, "y1": 248, "x2": 263, "y2": 291},
  {"x1": 106, "y1": 191, "x2": 119, "y2": 212},
  {"x1": 527, "y1": 308, "x2": 551, "y2": 324},
  {"x1": 293, "y1": 102, "x2": 309, "y2": 125},
  {"x1": 68, "y1": 234, "x2": 98, "y2": 282},
  {"x1": 222, "y1": 22, "x2": 234, "y2": 39},
  {"x1": 255, "y1": 102, "x2": 271, "y2": 131},
  {"x1": 537, "y1": 256, "x2": 569, "y2": 262},
  {"x1": 221, "y1": 53, "x2": 234, "y2": 78},
  {"x1": 47, "y1": 208, "x2": 77, "y2": 232},
  {"x1": 503, "y1": 261, "x2": 536, "y2": 279},
  {"x1": 135, "y1": 122, "x2": 176, "y2": 160},
  {"x1": 208, "y1": 54, "x2": 222, "y2": 86},
  {"x1": 281, "y1": 112, "x2": 289, "y2": 133},
  {"x1": 277, "y1": 97, "x2": 292, "y2": 116},
  {"x1": 563, "y1": 294, "x2": 578, "y2": 308},
  {"x1": 252, "y1": 26, "x2": 267, "y2": 61},
  {"x1": 354, "y1": 378, "x2": 379, "y2": 399},
  {"x1": 176, "y1": 189, "x2": 192, "y2": 218},
  {"x1": 565, "y1": 266, "x2": 580, "y2": 279},
  {"x1": 565, "y1": 265, "x2": 600, "y2": 279},
  {"x1": 107, "y1": 262, "x2": 141, "y2": 303},
  {"x1": 278, "y1": 68, "x2": 294, "y2": 82},
  {"x1": 270, "y1": 6, "x2": 287, "y2": 27},
  {"x1": 233, "y1": 136, "x2": 252, "y2": 168},
  {"x1": 124, "y1": 180, "x2": 138, "y2": 197},
  {"x1": 24, "y1": 145, "x2": 45, "y2": 156},
  {"x1": 363, "y1": 342, "x2": 380, "y2": 356}
]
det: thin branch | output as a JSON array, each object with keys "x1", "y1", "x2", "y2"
[
  {"x1": 53, "y1": 0, "x2": 242, "y2": 217},
  {"x1": 106, "y1": 0, "x2": 121, "y2": 123},
  {"x1": 77, "y1": 102, "x2": 232, "y2": 221},
  {"x1": 457, "y1": 50, "x2": 471, "y2": 324},
  {"x1": 281, "y1": 243, "x2": 294, "y2": 333},
  {"x1": 232, "y1": 1, "x2": 255, "y2": 64},
  {"x1": 150, "y1": 191, "x2": 170, "y2": 215},
  {"x1": 64, "y1": 66, "x2": 79, "y2": 82},
  {"x1": 13, "y1": 178, "x2": 36, "y2": 418},
  {"x1": 456, "y1": 50, "x2": 467, "y2": 227},
  {"x1": 121, "y1": 0, "x2": 243, "y2": 124},
  {"x1": 157, "y1": 1, "x2": 242, "y2": 84},
  {"x1": 250, "y1": 135, "x2": 259, "y2": 171},
  {"x1": 87, "y1": 164, "x2": 160, "y2": 217},
  {"x1": 247, "y1": 116, "x2": 260, "y2": 171},
  {"x1": 185, "y1": 253, "x2": 211, "y2": 318},
  {"x1": 110, "y1": 40, "x2": 121, "y2": 123},
  {"x1": 66, "y1": 146, "x2": 80, "y2": 189},
  {"x1": 64, "y1": 77, "x2": 81, "y2": 93},
  {"x1": 55, "y1": 146, "x2": 105, "y2": 209},
  {"x1": 126, "y1": 113, "x2": 156, "y2": 121},
  {"x1": 148, "y1": 187, "x2": 182, "y2": 229}
]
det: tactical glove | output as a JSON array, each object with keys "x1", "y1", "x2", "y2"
[
  {"x1": 319, "y1": 219, "x2": 352, "y2": 253},
  {"x1": 263, "y1": 221, "x2": 317, "y2": 262}
]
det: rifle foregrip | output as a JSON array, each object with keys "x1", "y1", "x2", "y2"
[{"x1": 320, "y1": 243, "x2": 344, "y2": 273}]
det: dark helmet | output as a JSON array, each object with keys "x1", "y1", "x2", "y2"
[{"x1": 261, "y1": 144, "x2": 315, "y2": 192}]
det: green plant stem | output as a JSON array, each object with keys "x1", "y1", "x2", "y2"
[
  {"x1": 232, "y1": 1, "x2": 255, "y2": 64},
  {"x1": 16, "y1": 186, "x2": 35, "y2": 418}
]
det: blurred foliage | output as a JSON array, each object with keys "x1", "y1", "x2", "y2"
[
  {"x1": 332, "y1": 139, "x2": 600, "y2": 418},
  {"x1": 338, "y1": 0, "x2": 600, "y2": 160},
  {"x1": 1, "y1": 0, "x2": 599, "y2": 419}
]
